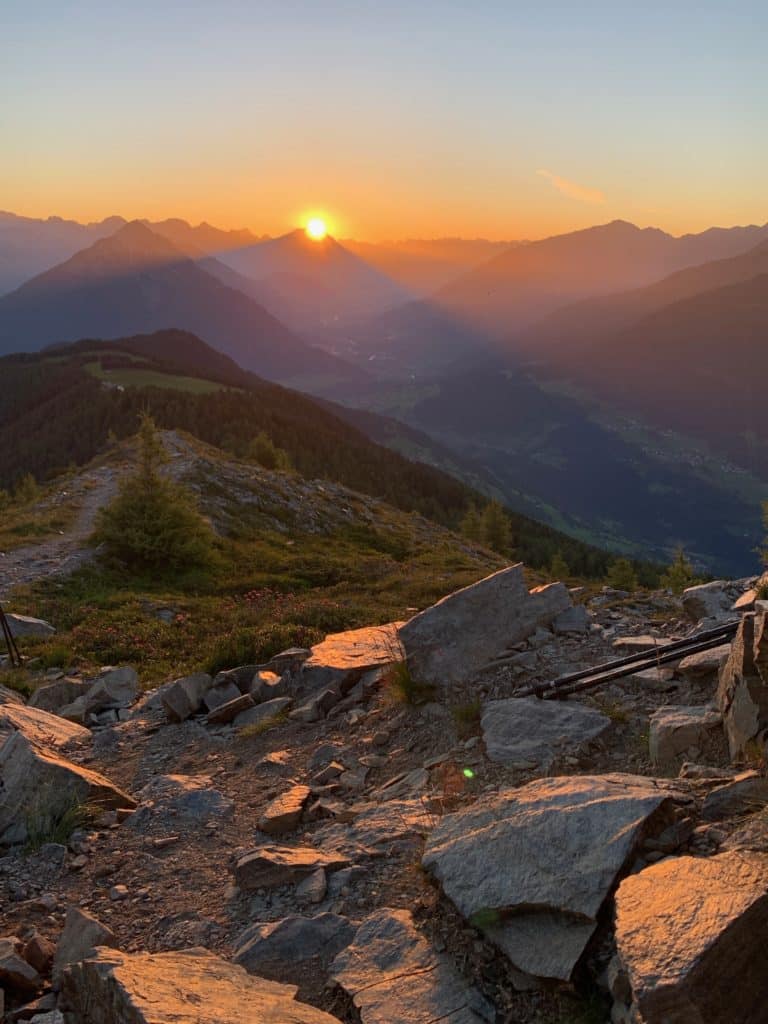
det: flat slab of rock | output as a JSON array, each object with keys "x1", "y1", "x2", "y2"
[
  {"x1": 235, "y1": 914, "x2": 355, "y2": 980},
  {"x1": 128, "y1": 775, "x2": 233, "y2": 830},
  {"x1": 302, "y1": 623, "x2": 403, "y2": 690},
  {"x1": 205, "y1": 692, "x2": 254, "y2": 725},
  {"x1": 0, "y1": 731, "x2": 135, "y2": 845},
  {"x1": 400, "y1": 564, "x2": 571, "y2": 688},
  {"x1": 0, "y1": 702, "x2": 89, "y2": 748},
  {"x1": 234, "y1": 696, "x2": 292, "y2": 730},
  {"x1": 612, "y1": 635, "x2": 672, "y2": 655},
  {"x1": 235, "y1": 845, "x2": 350, "y2": 891},
  {"x1": 649, "y1": 705, "x2": 723, "y2": 766},
  {"x1": 0, "y1": 684, "x2": 25, "y2": 706},
  {"x1": 678, "y1": 645, "x2": 731, "y2": 682},
  {"x1": 422, "y1": 774, "x2": 675, "y2": 982},
  {"x1": 614, "y1": 851, "x2": 768, "y2": 1023},
  {"x1": 701, "y1": 771, "x2": 768, "y2": 821},
  {"x1": 331, "y1": 909, "x2": 491, "y2": 1024},
  {"x1": 481, "y1": 697, "x2": 611, "y2": 768},
  {"x1": 5, "y1": 613, "x2": 55, "y2": 639},
  {"x1": 61, "y1": 946, "x2": 342, "y2": 1023},
  {"x1": 259, "y1": 785, "x2": 311, "y2": 835}
]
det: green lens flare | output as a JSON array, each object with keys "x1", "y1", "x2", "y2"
[{"x1": 462, "y1": 768, "x2": 475, "y2": 779}]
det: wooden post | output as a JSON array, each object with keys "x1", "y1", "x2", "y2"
[{"x1": 0, "y1": 602, "x2": 23, "y2": 669}]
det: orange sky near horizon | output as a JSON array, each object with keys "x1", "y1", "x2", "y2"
[{"x1": 3, "y1": 2, "x2": 765, "y2": 244}]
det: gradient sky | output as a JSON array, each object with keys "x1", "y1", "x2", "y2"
[{"x1": 2, "y1": 1, "x2": 765, "y2": 241}]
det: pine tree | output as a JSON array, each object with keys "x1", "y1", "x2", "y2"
[
  {"x1": 460, "y1": 502, "x2": 483, "y2": 542},
  {"x1": 549, "y1": 550, "x2": 570, "y2": 581},
  {"x1": 249, "y1": 431, "x2": 292, "y2": 471},
  {"x1": 660, "y1": 546, "x2": 696, "y2": 594},
  {"x1": 606, "y1": 557, "x2": 639, "y2": 592},
  {"x1": 94, "y1": 415, "x2": 215, "y2": 574},
  {"x1": 481, "y1": 500, "x2": 512, "y2": 555}
]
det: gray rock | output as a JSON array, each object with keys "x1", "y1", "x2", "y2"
[
  {"x1": 682, "y1": 581, "x2": 733, "y2": 622},
  {"x1": 400, "y1": 565, "x2": 571, "y2": 688},
  {"x1": 5, "y1": 614, "x2": 55, "y2": 639},
  {"x1": 649, "y1": 705, "x2": 723, "y2": 766},
  {"x1": 202, "y1": 680, "x2": 241, "y2": 712},
  {"x1": 259, "y1": 785, "x2": 311, "y2": 835},
  {"x1": 205, "y1": 692, "x2": 254, "y2": 725},
  {"x1": 330, "y1": 909, "x2": 492, "y2": 1024},
  {"x1": 481, "y1": 697, "x2": 611, "y2": 768},
  {"x1": 0, "y1": 732, "x2": 135, "y2": 846},
  {"x1": 301, "y1": 624, "x2": 402, "y2": 692},
  {"x1": 28, "y1": 678, "x2": 88, "y2": 713},
  {"x1": 160, "y1": 673, "x2": 213, "y2": 723},
  {"x1": 701, "y1": 771, "x2": 768, "y2": 821},
  {"x1": 717, "y1": 613, "x2": 768, "y2": 760},
  {"x1": 61, "y1": 946, "x2": 343, "y2": 1023},
  {"x1": 0, "y1": 684, "x2": 24, "y2": 706},
  {"x1": 677, "y1": 645, "x2": 731, "y2": 683},
  {"x1": 128, "y1": 774, "x2": 233, "y2": 829},
  {"x1": 0, "y1": 701, "x2": 89, "y2": 748},
  {"x1": 235, "y1": 845, "x2": 350, "y2": 891},
  {"x1": 552, "y1": 604, "x2": 591, "y2": 635},
  {"x1": 53, "y1": 907, "x2": 117, "y2": 988},
  {"x1": 250, "y1": 670, "x2": 289, "y2": 703},
  {"x1": 234, "y1": 914, "x2": 355, "y2": 978},
  {"x1": 81, "y1": 666, "x2": 139, "y2": 715},
  {"x1": 614, "y1": 851, "x2": 768, "y2": 1023},
  {"x1": 234, "y1": 696, "x2": 292, "y2": 730},
  {"x1": 422, "y1": 774, "x2": 675, "y2": 982}
]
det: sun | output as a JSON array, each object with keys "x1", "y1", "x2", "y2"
[{"x1": 305, "y1": 217, "x2": 328, "y2": 241}]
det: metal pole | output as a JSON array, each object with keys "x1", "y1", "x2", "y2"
[{"x1": 0, "y1": 602, "x2": 23, "y2": 669}]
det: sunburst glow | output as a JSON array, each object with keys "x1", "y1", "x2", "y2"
[{"x1": 306, "y1": 217, "x2": 328, "y2": 241}]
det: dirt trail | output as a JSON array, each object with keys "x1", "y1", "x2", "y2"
[{"x1": 0, "y1": 465, "x2": 120, "y2": 598}]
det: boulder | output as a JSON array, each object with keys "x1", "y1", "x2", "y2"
[
  {"x1": 677, "y1": 645, "x2": 731, "y2": 683},
  {"x1": 4, "y1": 614, "x2": 55, "y2": 639},
  {"x1": 301, "y1": 623, "x2": 403, "y2": 691},
  {"x1": 80, "y1": 667, "x2": 138, "y2": 715},
  {"x1": 202, "y1": 680, "x2": 241, "y2": 712},
  {"x1": 234, "y1": 845, "x2": 349, "y2": 891},
  {"x1": 160, "y1": 673, "x2": 212, "y2": 723},
  {"x1": 259, "y1": 785, "x2": 311, "y2": 835},
  {"x1": 61, "y1": 946, "x2": 343, "y2": 1023},
  {"x1": 0, "y1": 732, "x2": 135, "y2": 845},
  {"x1": 399, "y1": 565, "x2": 571, "y2": 689},
  {"x1": 234, "y1": 914, "x2": 355, "y2": 980},
  {"x1": 481, "y1": 697, "x2": 611, "y2": 768},
  {"x1": 127, "y1": 775, "x2": 233, "y2": 830},
  {"x1": 649, "y1": 705, "x2": 723, "y2": 766},
  {"x1": 552, "y1": 604, "x2": 591, "y2": 635},
  {"x1": 613, "y1": 851, "x2": 768, "y2": 1023},
  {"x1": 682, "y1": 581, "x2": 732, "y2": 622},
  {"x1": 330, "y1": 909, "x2": 492, "y2": 1024},
  {"x1": 204, "y1": 693, "x2": 254, "y2": 725},
  {"x1": 250, "y1": 670, "x2": 288, "y2": 702},
  {"x1": 53, "y1": 907, "x2": 117, "y2": 987},
  {"x1": 422, "y1": 774, "x2": 675, "y2": 982},
  {"x1": 717, "y1": 613, "x2": 768, "y2": 759},
  {"x1": 28, "y1": 678, "x2": 88, "y2": 714},
  {"x1": 0, "y1": 684, "x2": 25, "y2": 706},
  {"x1": 234, "y1": 696, "x2": 292, "y2": 730},
  {"x1": 0, "y1": 702, "x2": 89, "y2": 748},
  {"x1": 701, "y1": 771, "x2": 768, "y2": 821}
]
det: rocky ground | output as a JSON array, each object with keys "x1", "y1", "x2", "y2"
[{"x1": 2, "y1": 539, "x2": 768, "y2": 1021}]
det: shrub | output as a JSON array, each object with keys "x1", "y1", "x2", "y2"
[
  {"x1": 386, "y1": 660, "x2": 436, "y2": 705},
  {"x1": 93, "y1": 415, "x2": 216, "y2": 574},
  {"x1": 660, "y1": 546, "x2": 697, "y2": 594},
  {"x1": 451, "y1": 699, "x2": 482, "y2": 737},
  {"x1": 549, "y1": 551, "x2": 570, "y2": 581},
  {"x1": 205, "y1": 623, "x2": 324, "y2": 675},
  {"x1": 606, "y1": 557, "x2": 639, "y2": 592},
  {"x1": 249, "y1": 431, "x2": 291, "y2": 471},
  {"x1": 25, "y1": 787, "x2": 94, "y2": 852},
  {"x1": 14, "y1": 473, "x2": 39, "y2": 504}
]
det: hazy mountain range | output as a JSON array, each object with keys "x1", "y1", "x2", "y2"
[{"x1": 1, "y1": 208, "x2": 766, "y2": 573}]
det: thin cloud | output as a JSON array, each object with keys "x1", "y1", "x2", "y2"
[{"x1": 537, "y1": 169, "x2": 606, "y2": 204}]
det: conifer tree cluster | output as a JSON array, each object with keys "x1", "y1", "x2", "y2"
[{"x1": 461, "y1": 500, "x2": 512, "y2": 556}]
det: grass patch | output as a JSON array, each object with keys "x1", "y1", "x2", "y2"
[
  {"x1": 85, "y1": 362, "x2": 233, "y2": 394},
  {"x1": 0, "y1": 667, "x2": 35, "y2": 698},
  {"x1": 236, "y1": 710, "x2": 289, "y2": 740},
  {"x1": 24, "y1": 787, "x2": 96, "y2": 852},
  {"x1": 386, "y1": 660, "x2": 436, "y2": 706},
  {"x1": 451, "y1": 700, "x2": 482, "y2": 738}
]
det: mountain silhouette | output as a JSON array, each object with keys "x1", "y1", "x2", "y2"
[
  {"x1": 215, "y1": 229, "x2": 409, "y2": 330},
  {"x1": 0, "y1": 221, "x2": 365, "y2": 394}
]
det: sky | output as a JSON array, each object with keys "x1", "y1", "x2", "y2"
[{"x1": 2, "y1": 1, "x2": 766, "y2": 241}]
